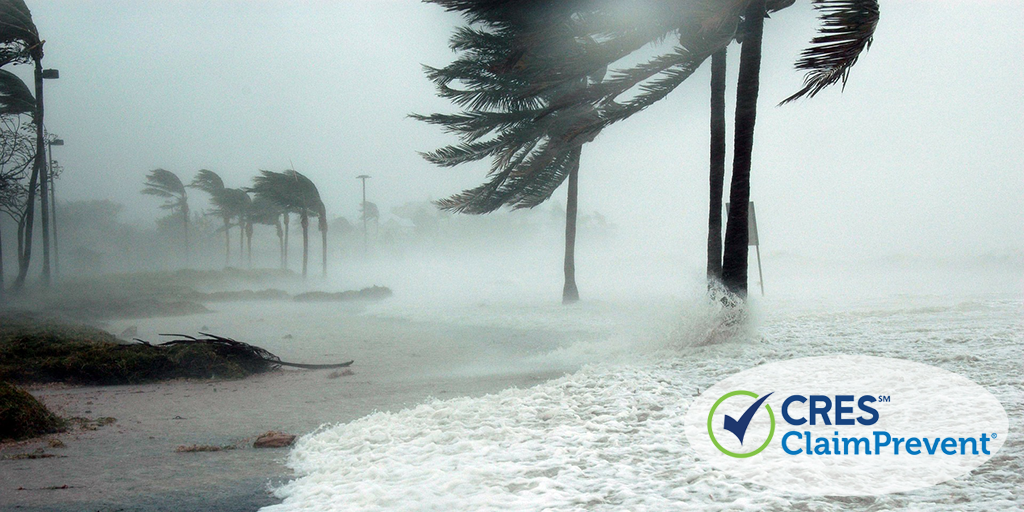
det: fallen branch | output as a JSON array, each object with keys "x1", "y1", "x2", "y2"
[{"x1": 134, "y1": 333, "x2": 353, "y2": 370}]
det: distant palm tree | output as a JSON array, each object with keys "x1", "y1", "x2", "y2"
[
  {"x1": 141, "y1": 168, "x2": 190, "y2": 266},
  {"x1": 251, "y1": 170, "x2": 327, "y2": 278}
]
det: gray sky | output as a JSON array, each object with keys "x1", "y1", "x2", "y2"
[{"x1": 20, "y1": 0, "x2": 1024, "y2": 264}]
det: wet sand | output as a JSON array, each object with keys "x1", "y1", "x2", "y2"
[{"x1": 0, "y1": 302, "x2": 580, "y2": 512}]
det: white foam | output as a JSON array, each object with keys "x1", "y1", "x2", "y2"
[{"x1": 263, "y1": 296, "x2": 1023, "y2": 511}]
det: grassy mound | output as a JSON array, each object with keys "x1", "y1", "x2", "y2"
[
  {"x1": 0, "y1": 315, "x2": 274, "y2": 385},
  {"x1": 0, "y1": 381, "x2": 65, "y2": 441},
  {"x1": 294, "y1": 286, "x2": 392, "y2": 302}
]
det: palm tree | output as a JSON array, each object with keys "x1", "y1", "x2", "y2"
[
  {"x1": 416, "y1": 5, "x2": 604, "y2": 303},
  {"x1": 141, "y1": 168, "x2": 190, "y2": 266},
  {"x1": 251, "y1": 170, "x2": 327, "y2": 278},
  {"x1": 427, "y1": 0, "x2": 879, "y2": 298}
]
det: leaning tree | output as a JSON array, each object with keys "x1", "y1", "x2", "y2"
[
  {"x1": 141, "y1": 168, "x2": 190, "y2": 266},
  {"x1": 417, "y1": 1, "x2": 609, "y2": 303}
]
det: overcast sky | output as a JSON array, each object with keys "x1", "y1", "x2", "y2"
[{"x1": 18, "y1": 0, "x2": 1024, "y2": 264}]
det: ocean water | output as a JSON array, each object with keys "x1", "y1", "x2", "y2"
[{"x1": 261, "y1": 287, "x2": 1024, "y2": 511}]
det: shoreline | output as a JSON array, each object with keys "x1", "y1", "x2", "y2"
[{"x1": 0, "y1": 302, "x2": 580, "y2": 512}]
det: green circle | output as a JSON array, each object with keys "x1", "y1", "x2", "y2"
[{"x1": 706, "y1": 390, "x2": 775, "y2": 458}]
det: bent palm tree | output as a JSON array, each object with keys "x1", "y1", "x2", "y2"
[
  {"x1": 251, "y1": 170, "x2": 327, "y2": 278},
  {"x1": 417, "y1": 4, "x2": 605, "y2": 303},
  {"x1": 141, "y1": 168, "x2": 190, "y2": 266},
  {"x1": 428, "y1": 0, "x2": 879, "y2": 298}
]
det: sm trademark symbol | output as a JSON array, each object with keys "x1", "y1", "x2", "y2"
[{"x1": 878, "y1": 395, "x2": 891, "y2": 402}]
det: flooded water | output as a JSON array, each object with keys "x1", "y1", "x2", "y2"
[{"x1": 263, "y1": 292, "x2": 1023, "y2": 511}]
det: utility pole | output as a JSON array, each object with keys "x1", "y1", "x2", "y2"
[
  {"x1": 356, "y1": 175, "x2": 370, "y2": 255},
  {"x1": 47, "y1": 138, "x2": 64, "y2": 279}
]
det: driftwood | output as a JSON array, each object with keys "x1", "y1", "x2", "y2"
[{"x1": 134, "y1": 333, "x2": 353, "y2": 370}]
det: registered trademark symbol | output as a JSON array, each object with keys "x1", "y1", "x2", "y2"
[{"x1": 992, "y1": 433, "x2": 997, "y2": 439}]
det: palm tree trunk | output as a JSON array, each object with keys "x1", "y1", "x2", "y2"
[
  {"x1": 707, "y1": 48, "x2": 728, "y2": 287},
  {"x1": 239, "y1": 219, "x2": 244, "y2": 266},
  {"x1": 246, "y1": 222, "x2": 253, "y2": 269},
  {"x1": 283, "y1": 213, "x2": 290, "y2": 269},
  {"x1": 223, "y1": 218, "x2": 231, "y2": 267},
  {"x1": 276, "y1": 216, "x2": 284, "y2": 269},
  {"x1": 0, "y1": 224, "x2": 5, "y2": 303},
  {"x1": 300, "y1": 211, "x2": 309, "y2": 279},
  {"x1": 562, "y1": 146, "x2": 582, "y2": 304},
  {"x1": 721, "y1": 0, "x2": 765, "y2": 299},
  {"x1": 183, "y1": 204, "x2": 190, "y2": 268},
  {"x1": 321, "y1": 227, "x2": 327, "y2": 278}
]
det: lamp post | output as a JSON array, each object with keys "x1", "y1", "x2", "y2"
[
  {"x1": 38, "y1": 68, "x2": 58, "y2": 285},
  {"x1": 47, "y1": 138, "x2": 64, "y2": 279},
  {"x1": 356, "y1": 175, "x2": 370, "y2": 255}
]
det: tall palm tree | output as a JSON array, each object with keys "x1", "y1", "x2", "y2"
[
  {"x1": 720, "y1": 0, "x2": 765, "y2": 296},
  {"x1": 251, "y1": 170, "x2": 327, "y2": 278},
  {"x1": 141, "y1": 168, "x2": 190, "y2": 266},
  {"x1": 417, "y1": 4, "x2": 604, "y2": 303}
]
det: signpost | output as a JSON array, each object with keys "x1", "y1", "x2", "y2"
[{"x1": 725, "y1": 201, "x2": 764, "y2": 296}]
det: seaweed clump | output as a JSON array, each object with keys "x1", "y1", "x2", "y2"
[{"x1": 0, "y1": 381, "x2": 65, "y2": 441}]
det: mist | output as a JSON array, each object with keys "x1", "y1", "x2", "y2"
[{"x1": 1, "y1": 1, "x2": 1022, "y2": 511}]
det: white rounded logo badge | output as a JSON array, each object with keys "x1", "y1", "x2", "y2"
[{"x1": 684, "y1": 355, "x2": 1009, "y2": 496}]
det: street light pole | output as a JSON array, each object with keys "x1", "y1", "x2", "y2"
[
  {"x1": 38, "y1": 68, "x2": 58, "y2": 286},
  {"x1": 356, "y1": 175, "x2": 370, "y2": 255},
  {"x1": 47, "y1": 138, "x2": 64, "y2": 280}
]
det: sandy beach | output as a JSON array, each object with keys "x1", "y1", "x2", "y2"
[{"x1": 0, "y1": 300, "x2": 585, "y2": 511}]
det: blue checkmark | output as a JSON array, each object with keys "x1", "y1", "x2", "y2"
[{"x1": 723, "y1": 392, "x2": 774, "y2": 445}]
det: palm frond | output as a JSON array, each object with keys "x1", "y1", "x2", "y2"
[
  {"x1": 0, "y1": 0, "x2": 40, "y2": 63},
  {"x1": 189, "y1": 168, "x2": 225, "y2": 194},
  {"x1": 141, "y1": 168, "x2": 187, "y2": 211},
  {"x1": 780, "y1": 0, "x2": 879, "y2": 104},
  {"x1": 0, "y1": 69, "x2": 33, "y2": 115}
]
